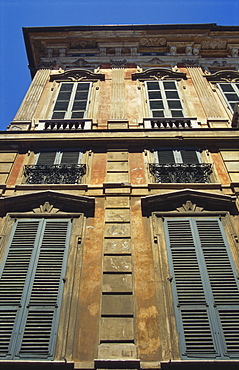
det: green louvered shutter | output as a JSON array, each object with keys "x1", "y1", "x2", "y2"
[
  {"x1": 36, "y1": 152, "x2": 57, "y2": 166},
  {"x1": 0, "y1": 219, "x2": 71, "y2": 359},
  {"x1": 156, "y1": 150, "x2": 175, "y2": 164},
  {"x1": 60, "y1": 151, "x2": 81, "y2": 165},
  {"x1": 164, "y1": 218, "x2": 239, "y2": 359}
]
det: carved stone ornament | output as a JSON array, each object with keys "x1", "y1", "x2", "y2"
[
  {"x1": 132, "y1": 67, "x2": 186, "y2": 81},
  {"x1": 38, "y1": 60, "x2": 58, "y2": 69},
  {"x1": 33, "y1": 201, "x2": 59, "y2": 214},
  {"x1": 139, "y1": 37, "x2": 166, "y2": 46},
  {"x1": 110, "y1": 59, "x2": 127, "y2": 67},
  {"x1": 50, "y1": 68, "x2": 105, "y2": 82},
  {"x1": 176, "y1": 200, "x2": 204, "y2": 213},
  {"x1": 201, "y1": 39, "x2": 227, "y2": 50},
  {"x1": 205, "y1": 70, "x2": 239, "y2": 83},
  {"x1": 182, "y1": 59, "x2": 200, "y2": 67}
]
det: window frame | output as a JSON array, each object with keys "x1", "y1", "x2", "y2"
[
  {"x1": 217, "y1": 82, "x2": 239, "y2": 113},
  {"x1": 145, "y1": 80, "x2": 185, "y2": 118},
  {"x1": 154, "y1": 149, "x2": 202, "y2": 164},
  {"x1": 51, "y1": 81, "x2": 92, "y2": 119},
  {"x1": 34, "y1": 150, "x2": 83, "y2": 166}
]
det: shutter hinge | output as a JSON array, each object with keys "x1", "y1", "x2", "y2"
[
  {"x1": 167, "y1": 276, "x2": 173, "y2": 282},
  {"x1": 63, "y1": 278, "x2": 66, "y2": 283}
]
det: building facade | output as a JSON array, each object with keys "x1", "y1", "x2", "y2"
[{"x1": 0, "y1": 23, "x2": 239, "y2": 369}]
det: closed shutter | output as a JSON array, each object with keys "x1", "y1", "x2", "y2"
[
  {"x1": 157, "y1": 150, "x2": 175, "y2": 164},
  {"x1": 60, "y1": 151, "x2": 81, "y2": 165},
  {"x1": 164, "y1": 218, "x2": 239, "y2": 359},
  {"x1": 180, "y1": 150, "x2": 199, "y2": 164},
  {"x1": 36, "y1": 152, "x2": 57, "y2": 166},
  {"x1": 0, "y1": 219, "x2": 71, "y2": 359}
]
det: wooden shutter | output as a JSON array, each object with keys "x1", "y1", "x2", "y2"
[
  {"x1": 0, "y1": 219, "x2": 71, "y2": 359},
  {"x1": 157, "y1": 150, "x2": 175, "y2": 164},
  {"x1": 180, "y1": 150, "x2": 199, "y2": 164},
  {"x1": 164, "y1": 218, "x2": 239, "y2": 359}
]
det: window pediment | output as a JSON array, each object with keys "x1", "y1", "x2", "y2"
[
  {"x1": 0, "y1": 190, "x2": 94, "y2": 217},
  {"x1": 50, "y1": 68, "x2": 105, "y2": 82},
  {"x1": 205, "y1": 70, "x2": 239, "y2": 83},
  {"x1": 141, "y1": 188, "x2": 237, "y2": 215},
  {"x1": 132, "y1": 67, "x2": 186, "y2": 81}
]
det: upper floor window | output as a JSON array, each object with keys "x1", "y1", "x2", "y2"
[
  {"x1": 217, "y1": 83, "x2": 239, "y2": 113},
  {"x1": 145, "y1": 81, "x2": 184, "y2": 118},
  {"x1": 24, "y1": 151, "x2": 86, "y2": 184},
  {"x1": 52, "y1": 82, "x2": 91, "y2": 119},
  {"x1": 150, "y1": 149, "x2": 212, "y2": 183}
]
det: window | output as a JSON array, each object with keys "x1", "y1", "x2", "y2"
[
  {"x1": 150, "y1": 149, "x2": 212, "y2": 183},
  {"x1": 218, "y1": 83, "x2": 239, "y2": 112},
  {"x1": 0, "y1": 219, "x2": 71, "y2": 359},
  {"x1": 52, "y1": 82, "x2": 91, "y2": 119},
  {"x1": 146, "y1": 81, "x2": 184, "y2": 118},
  {"x1": 164, "y1": 218, "x2": 239, "y2": 359},
  {"x1": 24, "y1": 151, "x2": 86, "y2": 184}
]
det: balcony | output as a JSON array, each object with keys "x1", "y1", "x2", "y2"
[
  {"x1": 144, "y1": 117, "x2": 197, "y2": 129},
  {"x1": 38, "y1": 119, "x2": 92, "y2": 130},
  {"x1": 24, "y1": 164, "x2": 86, "y2": 184},
  {"x1": 149, "y1": 163, "x2": 212, "y2": 183}
]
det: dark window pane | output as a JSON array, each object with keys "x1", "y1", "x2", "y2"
[
  {"x1": 57, "y1": 92, "x2": 72, "y2": 100},
  {"x1": 152, "y1": 111, "x2": 164, "y2": 117},
  {"x1": 150, "y1": 101, "x2": 164, "y2": 109},
  {"x1": 220, "y1": 84, "x2": 234, "y2": 92},
  {"x1": 181, "y1": 150, "x2": 199, "y2": 164},
  {"x1": 149, "y1": 91, "x2": 162, "y2": 99},
  {"x1": 77, "y1": 83, "x2": 90, "y2": 91},
  {"x1": 171, "y1": 110, "x2": 184, "y2": 117},
  {"x1": 165, "y1": 91, "x2": 179, "y2": 99},
  {"x1": 71, "y1": 111, "x2": 84, "y2": 118},
  {"x1": 158, "y1": 150, "x2": 175, "y2": 164},
  {"x1": 52, "y1": 112, "x2": 65, "y2": 119},
  {"x1": 37, "y1": 152, "x2": 56, "y2": 165},
  {"x1": 54, "y1": 101, "x2": 69, "y2": 111},
  {"x1": 61, "y1": 151, "x2": 79, "y2": 165},
  {"x1": 75, "y1": 91, "x2": 89, "y2": 100},
  {"x1": 168, "y1": 101, "x2": 182, "y2": 109},
  {"x1": 147, "y1": 81, "x2": 160, "y2": 90},
  {"x1": 163, "y1": 81, "x2": 176, "y2": 90},
  {"x1": 225, "y1": 93, "x2": 239, "y2": 101},
  {"x1": 72, "y1": 101, "x2": 87, "y2": 110},
  {"x1": 60, "y1": 83, "x2": 74, "y2": 92}
]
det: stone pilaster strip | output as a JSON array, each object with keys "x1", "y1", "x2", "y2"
[
  {"x1": 187, "y1": 66, "x2": 221, "y2": 118},
  {"x1": 110, "y1": 68, "x2": 125, "y2": 120},
  {"x1": 14, "y1": 69, "x2": 51, "y2": 121}
]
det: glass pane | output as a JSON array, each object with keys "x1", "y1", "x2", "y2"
[
  {"x1": 71, "y1": 111, "x2": 84, "y2": 118},
  {"x1": 77, "y1": 83, "x2": 90, "y2": 91},
  {"x1": 152, "y1": 110, "x2": 164, "y2": 117},
  {"x1": 75, "y1": 91, "x2": 89, "y2": 100},
  {"x1": 52, "y1": 112, "x2": 65, "y2": 119},
  {"x1": 220, "y1": 84, "x2": 234, "y2": 92},
  {"x1": 72, "y1": 101, "x2": 87, "y2": 110},
  {"x1": 225, "y1": 93, "x2": 239, "y2": 102},
  {"x1": 165, "y1": 91, "x2": 179, "y2": 99},
  {"x1": 60, "y1": 83, "x2": 74, "y2": 92},
  {"x1": 54, "y1": 101, "x2": 69, "y2": 111},
  {"x1": 168, "y1": 101, "x2": 182, "y2": 109},
  {"x1": 171, "y1": 110, "x2": 183, "y2": 117},
  {"x1": 147, "y1": 81, "x2": 160, "y2": 90},
  {"x1": 148, "y1": 91, "x2": 162, "y2": 99},
  {"x1": 163, "y1": 81, "x2": 176, "y2": 90},
  {"x1": 57, "y1": 92, "x2": 72, "y2": 100},
  {"x1": 150, "y1": 101, "x2": 164, "y2": 109}
]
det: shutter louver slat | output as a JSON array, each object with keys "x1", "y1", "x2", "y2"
[
  {"x1": 0, "y1": 311, "x2": 18, "y2": 355},
  {"x1": 19, "y1": 309, "x2": 55, "y2": 356},
  {"x1": 219, "y1": 310, "x2": 239, "y2": 354}
]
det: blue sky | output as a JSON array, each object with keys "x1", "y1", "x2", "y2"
[{"x1": 0, "y1": 0, "x2": 239, "y2": 130}]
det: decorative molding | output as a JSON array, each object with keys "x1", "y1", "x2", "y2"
[
  {"x1": 201, "y1": 39, "x2": 227, "y2": 50},
  {"x1": 139, "y1": 37, "x2": 166, "y2": 46},
  {"x1": 132, "y1": 67, "x2": 186, "y2": 81},
  {"x1": 33, "y1": 201, "x2": 58, "y2": 214},
  {"x1": 205, "y1": 70, "x2": 239, "y2": 83},
  {"x1": 50, "y1": 68, "x2": 105, "y2": 82},
  {"x1": 182, "y1": 59, "x2": 200, "y2": 66}
]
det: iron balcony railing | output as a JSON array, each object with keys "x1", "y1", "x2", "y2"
[
  {"x1": 144, "y1": 117, "x2": 197, "y2": 129},
  {"x1": 149, "y1": 163, "x2": 212, "y2": 183},
  {"x1": 24, "y1": 164, "x2": 86, "y2": 184}
]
